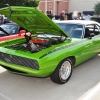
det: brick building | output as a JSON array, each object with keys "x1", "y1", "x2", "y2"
[
  {"x1": 39, "y1": 0, "x2": 69, "y2": 15},
  {"x1": 38, "y1": 0, "x2": 100, "y2": 15}
]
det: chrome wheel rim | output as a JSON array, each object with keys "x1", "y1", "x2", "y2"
[{"x1": 59, "y1": 61, "x2": 71, "y2": 80}]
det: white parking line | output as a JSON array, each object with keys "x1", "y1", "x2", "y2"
[
  {"x1": 0, "y1": 93, "x2": 12, "y2": 100},
  {"x1": 78, "y1": 82, "x2": 100, "y2": 100}
]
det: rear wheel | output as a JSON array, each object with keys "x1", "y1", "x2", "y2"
[{"x1": 50, "y1": 58, "x2": 73, "y2": 84}]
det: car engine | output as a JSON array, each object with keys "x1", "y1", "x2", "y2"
[{"x1": 5, "y1": 34, "x2": 61, "y2": 53}]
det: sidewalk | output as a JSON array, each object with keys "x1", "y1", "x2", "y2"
[{"x1": 78, "y1": 82, "x2": 100, "y2": 100}]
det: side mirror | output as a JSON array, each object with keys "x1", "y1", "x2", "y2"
[
  {"x1": 18, "y1": 30, "x2": 26, "y2": 36},
  {"x1": 90, "y1": 33, "x2": 95, "y2": 37},
  {"x1": 20, "y1": 30, "x2": 26, "y2": 33}
]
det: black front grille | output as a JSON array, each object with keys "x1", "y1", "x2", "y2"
[{"x1": 0, "y1": 52, "x2": 39, "y2": 70}]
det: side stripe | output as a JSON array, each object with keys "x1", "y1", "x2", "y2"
[
  {"x1": 39, "y1": 35, "x2": 100, "y2": 59},
  {"x1": 39, "y1": 40, "x2": 85, "y2": 59}
]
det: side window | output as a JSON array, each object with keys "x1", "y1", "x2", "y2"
[
  {"x1": 86, "y1": 24, "x2": 94, "y2": 32},
  {"x1": 85, "y1": 24, "x2": 100, "y2": 37},
  {"x1": 84, "y1": 24, "x2": 95, "y2": 38},
  {"x1": 94, "y1": 24, "x2": 100, "y2": 35}
]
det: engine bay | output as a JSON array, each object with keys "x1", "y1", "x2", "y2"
[{"x1": 5, "y1": 34, "x2": 65, "y2": 53}]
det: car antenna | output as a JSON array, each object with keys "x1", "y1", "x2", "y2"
[{"x1": 5, "y1": 4, "x2": 13, "y2": 17}]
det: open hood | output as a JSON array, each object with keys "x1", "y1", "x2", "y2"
[{"x1": 0, "y1": 6, "x2": 69, "y2": 38}]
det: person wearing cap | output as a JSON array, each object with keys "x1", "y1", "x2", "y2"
[{"x1": 60, "y1": 11, "x2": 67, "y2": 20}]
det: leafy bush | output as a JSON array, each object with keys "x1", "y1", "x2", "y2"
[{"x1": 0, "y1": 0, "x2": 40, "y2": 8}]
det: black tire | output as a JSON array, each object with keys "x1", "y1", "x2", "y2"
[{"x1": 50, "y1": 58, "x2": 73, "y2": 84}]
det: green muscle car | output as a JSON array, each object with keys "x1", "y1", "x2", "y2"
[{"x1": 0, "y1": 6, "x2": 100, "y2": 84}]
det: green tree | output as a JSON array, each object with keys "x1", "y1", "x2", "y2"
[
  {"x1": 0, "y1": 0, "x2": 40, "y2": 8},
  {"x1": 23, "y1": 0, "x2": 40, "y2": 7},
  {"x1": 94, "y1": 2, "x2": 100, "y2": 15}
]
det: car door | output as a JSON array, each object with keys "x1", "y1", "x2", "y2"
[
  {"x1": 92, "y1": 24, "x2": 100, "y2": 52},
  {"x1": 80, "y1": 25, "x2": 97, "y2": 62}
]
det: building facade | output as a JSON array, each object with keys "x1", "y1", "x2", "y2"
[
  {"x1": 39, "y1": 0, "x2": 69, "y2": 15},
  {"x1": 39, "y1": 0, "x2": 100, "y2": 15},
  {"x1": 69, "y1": 0, "x2": 100, "y2": 13}
]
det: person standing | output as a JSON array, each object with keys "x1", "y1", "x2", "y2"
[
  {"x1": 60, "y1": 11, "x2": 67, "y2": 20},
  {"x1": 72, "y1": 11, "x2": 79, "y2": 20},
  {"x1": 46, "y1": 11, "x2": 53, "y2": 19}
]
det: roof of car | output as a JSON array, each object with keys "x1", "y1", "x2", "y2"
[
  {"x1": 0, "y1": 23, "x2": 19, "y2": 27},
  {"x1": 53, "y1": 20, "x2": 99, "y2": 25}
]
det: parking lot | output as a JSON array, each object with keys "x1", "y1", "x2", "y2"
[{"x1": 0, "y1": 54, "x2": 100, "y2": 100}]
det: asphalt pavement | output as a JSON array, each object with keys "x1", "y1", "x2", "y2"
[{"x1": 0, "y1": 54, "x2": 100, "y2": 100}]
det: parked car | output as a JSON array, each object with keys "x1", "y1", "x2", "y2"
[
  {"x1": 0, "y1": 6, "x2": 100, "y2": 84},
  {"x1": 90, "y1": 16, "x2": 100, "y2": 23},
  {"x1": 0, "y1": 23, "x2": 28, "y2": 42}
]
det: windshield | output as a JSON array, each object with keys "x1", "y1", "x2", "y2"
[
  {"x1": 57, "y1": 23, "x2": 84, "y2": 38},
  {"x1": 0, "y1": 24, "x2": 18, "y2": 35}
]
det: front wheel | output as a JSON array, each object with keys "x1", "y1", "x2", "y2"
[{"x1": 50, "y1": 59, "x2": 73, "y2": 84}]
